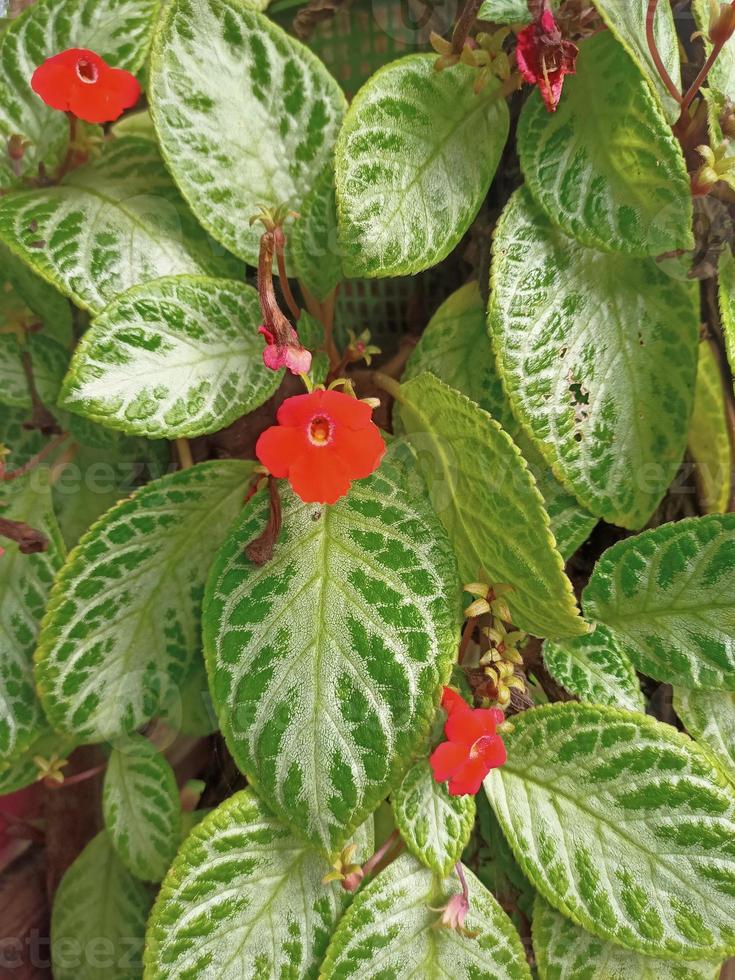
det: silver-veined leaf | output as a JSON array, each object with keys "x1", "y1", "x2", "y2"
[
  {"x1": 489, "y1": 187, "x2": 698, "y2": 529},
  {"x1": 542, "y1": 623, "x2": 644, "y2": 711},
  {"x1": 60, "y1": 276, "x2": 281, "y2": 439},
  {"x1": 51, "y1": 831, "x2": 152, "y2": 980},
  {"x1": 395, "y1": 372, "x2": 585, "y2": 639},
  {"x1": 583, "y1": 515, "x2": 735, "y2": 690},
  {"x1": 0, "y1": 137, "x2": 238, "y2": 315},
  {"x1": 533, "y1": 895, "x2": 722, "y2": 980},
  {"x1": 518, "y1": 31, "x2": 691, "y2": 257},
  {"x1": 335, "y1": 55, "x2": 509, "y2": 277},
  {"x1": 0, "y1": 0, "x2": 159, "y2": 189},
  {"x1": 403, "y1": 281, "x2": 596, "y2": 558},
  {"x1": 203, "y1": 442, "x2": 461, "y2": 851},
  {"x1": 485, "y1": 702, "x2": 735, "y2": 959},
  {"x1": 288, "y1": 165, "x2": 342, "y2": 302},
  {"x1": 674, "y1": 687, "x2": 735, "y2": 786},
  {"x1": 149, "y1": 0, "x2": 346, "y2": 267},
  {"x1": 590, "y1": 0, "x2": 681, "y2": 122},
  {"x1": 35, "y1": 460, "x2": 253, "y2": 743},
  {"x1": 0, "y1": 471, "x2": 64, "y2": 763},
  {"x1": 392, "y1": 758, "x2": 475, "y2": 877},
  {"x1": 103, "y1": 733, "x2": 181, "y2": 882},
  {"x1": 144, "y1": 788, "x2": 371, "y2": 980},
  {"x1": 320, "y1": 852, "x2": 532, "y2": 979}
]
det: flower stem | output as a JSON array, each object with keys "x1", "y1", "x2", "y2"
[
  {"x1": 645, "y1": 0, "x2": 682, "y2": 106},
  {"x1": 680, "y1": 42, "x2": 727, "y2": 116},
  {"x1": 361, "y1": 829, "x2": 403, "y2": 877},
  {"x1": 274, "y1": 227, "x2": 302, "y2": 322},
  {"x1": 451, "y1": 0, "x2": 482, "y2": 54},
  {"x1": 456, "y1": 860, "x2": 470, "y2": 902},
  {"x1": 175, "y1": 437, "x2": 194, "y2": 470},
  {"x1": 52, "y1": 762, "x2": 107, "y2": 788},
  {"x1": 2, "y1": 431, "x2": 69, "y2": 481},
  {"x1": 21, "y1": 350, "x2": 61, "y2": 435},
  {"x1": 300, "y1": 282, "x2": 341, "y2": 370},
  {"x1": 458, "y1": 615, "x2": 478, "y2": 665},
  {"x1": 0, "y1": 516, "x2": 48, "y2": 554}
]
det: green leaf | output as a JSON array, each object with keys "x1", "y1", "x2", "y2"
[
  {"x1": 321, "y1": 852, "x2": 532, "y2": 979},
  {"x1": 60, "y1": 275, "x2": 281, "y2": 439},
  {"x1": 0, "y1": 730, "x2": 75, "y2": 795},
  {"x1": 335, "y1": 55, "x2": 509, "y2": 277},
  {"x1": 689, "y1": 340, "x2": 732, "y2": 514},
  {"x1": 51, "y1": 831, "x2": 152, "y2": 980},
  {"x1": 489, "y1": 187, "x2": 699, "y2": 530},
  {"x1": 590, "y1": 0, "x2": 681, "y2": 122},
  {"x1": 518, "y1": 32, "x2": 691, "y2": 257},
  {"x1": 0, "y1": 330, "x2": 68, "y2": 409},
  {"x1": 35, "y1": 460, "x2": 253, "y2": 743},
  {"x1": 674, "y1": 687, "x2": 735, "y2": 786},
  {"x1": 0, "y1": 136, "x2": 238, "y2": 316},
  {"x1": 583, "y1": 515, "x2": 735, "y2": 690},
  {"x1": 0, "y1": 472, "x2": 64, "y2": 762},
  {"x1": 0, "y1": 403, "x2": 45, "y2": 469},
  {"x1": 718, "y1": 248, "x2": 735, "y2": 392},
  {"x1": 159, "y1": 654, "x2": 218, "y2": 738},
  {"x1": 403, "y1": 281, "x2": 596, "y2": 559},
  {"x1": 692, "y1": 0, "x2": 735, "y2": 103},
  {"x1": 103, "y1": 733, "x2": 181, "y2": 882},
  {"x1": 392, "y1": 758, "x2": 475, "y2": 877},
  {"x1": 1, "y1": 243, "x2": 73, "y2": 347},
  {"x1": 477, "y1": 0, "x2": 559, "y2": 23},
  {"x1": 289, "y1": 165, "x2": 342, "y2": 302},
  {"x1": 542, "y1": 624, "x2": 644, "y2": 711},
  {"x1": 486, "y1": 702, "x2": 735, "y2": 959},
  {"x1": 533, "y1": 895, "x2": 722, "y2": 980},
  {"x1": 149, "y1": 0, "x2": 346, "y2": 267},
  {"x1": 0, "y1": 0, "x2": 160, "y2": 189},
  {"x1": 394, "y1": 372, "x2": 585, "y2": 639},
  {"x1": 144, "y1": 788, "x2": 370, "y2": 980},
  {"x1": 295, "y1": 309, "x2": 330, "y2": 386},
  {"x1": 204, "y1": 442, "x2": 460, "y2": 851}
]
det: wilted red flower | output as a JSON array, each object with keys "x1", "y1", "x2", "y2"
[
  {"x1": 259, "y1": 324, "x2": 312, "y2": 375},
  {"x1": 429, "y1": 687, "x2": 506, "y2": 795},
  {"x1": 516, "y1": 1, "x2": 578, "y2": 112},
  {"x1": 31, "y1": 48, "x2": 140, "y2": 124},
  {"x1": 255, "y1": 389, "x2": 385, "y2": 505}
]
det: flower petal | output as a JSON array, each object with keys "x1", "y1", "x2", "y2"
[
  {"x1": 429, "y1": 740, "x2": 468, "y2": 782},
  {"x1": 319, "y1": 390, "x2": 373, "y2": 429},
  {"x1": 441, "y1": 686, "x2": 471, "y2": 717},
  {"x1": 277, "y1": 391, "x2": 323, "y2": 427},
  {"x1": 476, "y1": 735, "x2": 507, "y2": 769},
  {"x1": 255, "y1": 426, "x2": 306, "y2": 478},
  {"x1": 332, "y1": 420, "x2": 385, "y2": 480},
  {"x1": 445, "y1": 707, "x2": 490, "y2": 747},
  {"x1": 447, "y1": 757, "x2": 491, "y2": 796},
  {"x1": 288, "y1": 449, "x2": 352, "y2": 504}
]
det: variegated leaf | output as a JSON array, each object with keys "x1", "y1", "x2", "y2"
[
  {"x1": 583, "y1": 515, "x2": 735, "y2": 690},
  {"x1": 203, "y1": 442, "x2": 460, "y2": 851},
  {"x1": 0, "y1": 0, "x2": 159, "y2": 189},
  {"x1": 320, "y1": 853, "x2": 532, "y2": 978},
  {"x1": 542, "y1": 623, "x2": 644, "y2": 711},
  {"x1": 394, "y1": 372, "x2": 585, "y2": 639},
  {"x1": 519, "y1": 31, "x2": 691, "y2": 257},
  {"x1": 485, "y1": 702, "x2": 735, "y2": 959},
  {"x1": 403, "y1": 281, "x2": 596, "y2": 558},
  {"x1": 335, "y1": 56, "x2": 509, "y2": 277},
  {"x1": 149, "y1": 0, "x2": 346, "y2": 267},
  {"x1": 392, "y1": 758, "x2": 475, "y2": 877},
  {"x1": 288, "y1": 165, "x2": 342, "y2": 302},
  {"x1": 35, "y1": 460, "x2": 253, "y2": 743},
  {"x1": 60, "y1": 276, "x2": 281, "y2": 439},
  {"x1": 590, "y1": 0, "x2": 681, "y2": 122},
  {"x1": 51, "y1": 831, "x2": 152, "y2": 980},
  {"x1": 674, "y1": 687, "x2": 735, "y2": 785},
  {"x1": 489, "y1": 187, "x2": 698, "y2": 529},
  {"x1": 144, "y1": 788, "x2": 372, "y2": 980},
  {"x1": 103, "y1": 733, "x2": 181, "y2": 882},
  {"x1": 0, "y1": 330, "x2": 68, "y2": 409},
  {"x1": 0, "y1": 471, "x2": 64, "y2": 763},
  {"x1": 689, "y1": 340, "x2": 732, "y2": 514},
  {"x1": 0, "y1": 137, "x2": 238, "y2": 315},
  {"x1": 533, "y1": 895, "x2": 722, "y2": 980}
]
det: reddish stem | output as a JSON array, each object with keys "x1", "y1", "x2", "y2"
[
  {"x1": 680, "y1": 42, "x2": 727, "y2": 116},
  {"x1": 645, "y1": 0, "x2": 682, "y2": 106},
  {"x1": 361, "y1": 829, "x2": 402, "y2": 877},
  {"x1": 52, "y1": 763, "x2": 106, "y2": 788},
  {"x1": 274, "y1": 227, "x2": 301, "y2": 322},
  {"x1": 0, "y1": 516, "x2": 48, "y2": 553},
  {"x1": 2, "y1": 432, "x2": 69, "y2": 482},
  {"x1": 451, "y1": 0, "x2": 482, "y2": 54},
  {"x1": 456, "y1": 861, "x2": 470, "y2": 903}
]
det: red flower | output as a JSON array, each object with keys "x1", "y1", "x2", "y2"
[
  {"x1": 259, "y1": 324, "x2": 312, "y2": 375},
  {"x1": 256, "y1": 389, "x2": 386, "y2": 505},
  {"x1": 516, "y1": 2, "x2": 578, "y2": 112},
  {"x1": 429, "y1": 687, "x2": 506, "y2": 795},
  {"x1": 31, "y1": 49, "x2": 140, "y2": 124}
]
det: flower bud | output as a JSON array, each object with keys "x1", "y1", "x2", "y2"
[
  {"x1": 464, "y1": 597, "x2": 491, "y2": 618},
  {"x1": 710, "y1": 1, "x2": 735, "y2": 46}
]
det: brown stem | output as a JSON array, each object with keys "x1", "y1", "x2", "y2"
[
  {"x1": 51, "y1": 762, "x2": 107, "y2": 788},
  {"x1": 21, "y1": 350, "x2": 61, "y2": 435},
  {"x1": 245, "y1": 475, "x2": 283, "y2": 565},
  {"x1": 361, "y1": 829, "x2": 403, "y2": 877},
  {"x1": 451, "y1": 0, "x2": 482, "y2": 54},
  {"x1": 458, "y1": 616, "x2": 478, "y2": 665},
  {"x1": 645, "y1": 0, "x2": 682, "y2": 106},
  {"x1": 175, "y1": 437, "x2": 194, "y2": 470},
  {"x1": 2, "y1": 431, "x2": 69, "y2": 481},
  {"x1": 274, "y1": 227, "x2": 302, "y2": 322},
  {"x1": 680, "y1": 42, "x2": 727, "y2": 116}
]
